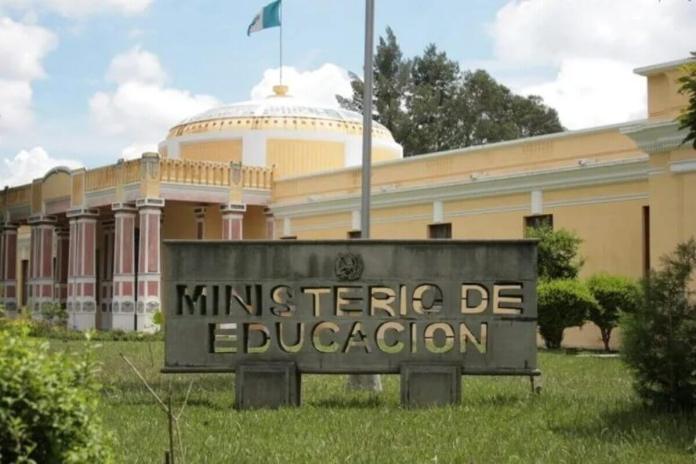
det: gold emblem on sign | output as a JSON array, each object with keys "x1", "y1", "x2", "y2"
[{"x1": 335, "y1": 252, "x2": 364, "y2": 281}]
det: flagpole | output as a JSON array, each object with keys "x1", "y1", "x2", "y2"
[
  {"x1": 347, "y1": 0, "x2": 381, "y2": 393},
  {"x1": 279, "y1": 1, "x2": 283, "y2": 85},
  {"x1": 360, "y1": 0, "x2": 374, "y2": 240}
]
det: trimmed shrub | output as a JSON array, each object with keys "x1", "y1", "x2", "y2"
[
  {"x1": 538, "y1": 279, "x2": 598, "y2": 349},
  {"x1": 0, "y1": 325, "x2": 114, "y2": 463},
  {"x1": 0, "y1": 316, "x2": 163, "y2": 342},
  {"x1": 586, "y1": 273, "x2": 641, "y2": 351},
  {"x1": 527, "y1": 226, "x2": 584, "y2": 280},
  {"x1": 622, "y1": 239, "x2": 696, "y2": 410}
]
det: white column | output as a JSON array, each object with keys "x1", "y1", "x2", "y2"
[
  {"x1": 99, "y1": 220, "x2": 115, "y2": 330},
  {"x1": 112, "y1": 203, "x2": 137, "y2": 331},
  {"x1": 1, "y1": 224, "x2": 18, "y2": 312},
  {"x1": 264, "y1": 208, "x2": 275, "y2": 239},
  {"x1": 136, "y1": 198, "x2": 164, "y2": 332},
  {"x1": 27, "y1": 215, "x2": 56, "y2": 318},
  {"x1": 221, "y1": 203, "x2": 246, "y2": 240},
  {"x1": 67, "y1": 208, "x2": 99, "y2": 330},
  {"x1": 531, "y1": 190, "x2": 543, "y2": 215},
  {"x1": 54, "y1": 226, "x2": 69, "y2": 309}
]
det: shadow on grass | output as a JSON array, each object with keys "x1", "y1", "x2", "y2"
[{"x1": 551, "y1": 403, "x2": 696, "y2": 452}]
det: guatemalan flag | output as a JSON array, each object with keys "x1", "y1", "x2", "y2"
[{"x1": 247, "y1": 0, "x2": 282, "y2": 36}]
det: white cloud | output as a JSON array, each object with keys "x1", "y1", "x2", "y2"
[
  {"x1": 491, "y1": 0, "x2": 696, "y2": 129},
  {"x1": 0, "y1": 146, "x2": 82, "y2": 187},
  {"x1": 89, "y1": 47, "x2": 219, "y2": 152},
  {"x1": 0, "y1": 0, "x2": 152, "y2": 18},
  {"x1": 251, "y1": 64, "x2": 352, "y2": 108},
  {"x1": 106, "y1": 45, "x2": 165, "y2": 86},
  {"x1": 522, "y1": 59, "x2": 646, "y2": 129},
  {"x1": 120, "y1": 142, "x2": 157, "y2": 160},
  {"x1": 0, "y1": 17, "x2": 56, "y2": 133}
]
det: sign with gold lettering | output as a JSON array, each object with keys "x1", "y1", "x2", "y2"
[{"x1": 162, "y1": 240, "x2": 538, "y2": 408}]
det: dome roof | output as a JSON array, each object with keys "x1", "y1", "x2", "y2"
[{"x1": 167, "y1": 85, "x2": 393, "y2": 140}]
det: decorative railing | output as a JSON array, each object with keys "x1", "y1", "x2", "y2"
[
  {"x1": 123, "y1": 160, "x2": 141, "y2": 184},
  {"x1": 85, "y1": 165, "x2": 118, "y2": 192},
  {"x1": 159, "y1": 159, "x2": 229, "y2": 186},
  {"x1": 159, "y1": 159, "x2": 273, "y2": 190},
  {"x1": 242, "y1": 166, "x2": 273, "y2": 189},
  {"x1": 5, "y1": 184, "x2": 31, "y2": 206}
]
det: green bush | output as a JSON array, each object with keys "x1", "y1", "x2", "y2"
[
  {"x1": 538, "y1": 279, "x2": 598, "y2": 349},
  {"x1": 0, "y1": 325, "x2": 113, "y2": 463},
  {"x1": 527, "y1": 226, "x2": 584, "y2": 279},
  {"x1": 586, "y1": 273, "x2": 641, "y2": 351},
  {"x1": 622, "y1": 239, "x2": 696, "y2": 410},
  {"x1": 0, "y1": 316, "x2": 163, "y2": 342}
]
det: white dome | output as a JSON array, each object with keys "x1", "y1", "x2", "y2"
[{"x1": 178, "y1": 94, "x2": 389, "y2": 131}]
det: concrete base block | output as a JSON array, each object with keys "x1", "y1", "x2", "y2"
[
  {"x1": 400, "y1": 364, "x2": 461, "y2": 408},
  {"x1": 235, "y1": 362, "x2": 300, "y2": 410},
  {"x1": 111, "y1": 313, "x2": 135, "y2": 331},
  {"x1": 135, "y1": 313, "x2": 156, "y2": 333},
  {"x1": 99, "y1": 315, "x2": 112, "y2": 331},
  {"x1": 69, "y1": 312, "x2": 96, "y2": 331}
]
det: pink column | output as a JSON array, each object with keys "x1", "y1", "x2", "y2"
[
  {"x1": 264, "y1": 208, "x2": 275, "y2": 239},
  {"x1": 194, "y1": 206, "x2": 206, "y2": 239},
  {"x1": 136, "y1": 198, "x2": 164, "y2": 332},
  {"x1": 0, "y1": 226, "x2": 5, "y2": 287},
  {"x1": 67, "y1": 208, "x2": 98, "y2": 330},
  {"x1": 111, "y1": 204, "x2": 137, "y2": 331},
  {"x1": 28, "y1": 215, "x2": 56, "y2": 317},
  {"x1": 2, "y1": 224, "x2": 18, "y2": 312},
  {"x1": 54, "y1": 226, "x2": 69, "y2": 309},
  {"x1": 221, "y1": 203, "x2": 246, "y2": 240},
  {"x1": 99, "y1": 220, "x2": 115, "y2": 330}
]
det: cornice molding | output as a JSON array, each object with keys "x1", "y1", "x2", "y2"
[
  {"x1": 271, "y1": 157, "x2": 649, "y2": 219},
  {"x1": 621, "y1": 120, "x2": 690, "y2": 155}
]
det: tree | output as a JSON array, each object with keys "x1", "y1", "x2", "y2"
[
  {"x1": 677, "y1": 53, "x2": 696, "y2": 149},
  {"x1": 337, "y1": 28, "x2": 564, "y2": 156},
  {"x1": 537, "y1": 279, "x2": 598, "y2": 349},
  {"x1": 0, "y1": 325, "x2": 113, "y2": 462},
  {"x1": 404, "y1": 44, "x2": 461, "y2": 155},
  {"x1": 526, "y1": 226, "x2": 584, "y2": 280},
  {"x1": 622, "y1": 239, "x2": 696, "y2": 410},
  {"x1": 336, "y1": 27, "x2": 410, "y2": 143},
  {"x1": 586, "y1": 273, "x2": 641, "y2": 351}
]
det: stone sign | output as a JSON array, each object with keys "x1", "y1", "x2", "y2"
[{"x1": 162, "y1": 240, "x2": 539, "y2": 408}]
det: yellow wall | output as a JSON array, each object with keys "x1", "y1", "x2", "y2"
[
  {"x1": 373, "y1": 147, "x2": 401, "y2": 163},
  {"x1": 649, "y1": 148, "x2": 696, "y2": 265},
  {"x1": 647, "y1": 69, "x2": 690, "y2": 120},
  {"x1": 546, "y1": 182, "x2": 648, "y2": 278},
  {"x1": 267, "y1": 139, "x2": 344, "y2": 179},
  {"x1": 162, "y1": 202, "x2": 197, "y2": 240},
  {"x1": 243, "y1": 205, "x2": 267, "y2": 239},
  {"x1": 180, "y1": 139, "x2": 242, "y2": 163},
  {"x1": 273, "y1": 128, "x2": 640, "y2": 204},
  {"x1": 42, "y1": 171, "x2": 71, "y2": 201},
  {"x1": 161, "y1": 202, "x2": 268, "y2": 240}
]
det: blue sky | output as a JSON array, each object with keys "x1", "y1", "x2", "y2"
[
  {"x1": 0, "y1": 0, "x2": 694, "y2": 186},
  {"x1": 37, "y1": 0, "x2": 504, "y2": 115}
]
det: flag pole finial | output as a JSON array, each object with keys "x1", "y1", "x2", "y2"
[{"x1": 272, "y1": 84, "x2": 288, "y2": 97}]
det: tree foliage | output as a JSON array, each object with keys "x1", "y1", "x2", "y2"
[
  {"x1": 622, "y1": 239, "x2": 696, "y2": 410},
  {"x1": 0, "y1": 324, "x2": 113, "y2": 463},
  {"x1": 537, "y1": 279, "x2": 598, "y2": 349},
  {"x1": 338, "y1": 28, "x2": 564, "y2": 156},
  {"x1": 527, "y1": 226, "x2": 584, "y2": 280},
  {"x1": 677, "y1": 53, "x2": 696, "y2": 149},
  {"x1": 586, "y1": 273, "x2": 641, "y2": 351}
]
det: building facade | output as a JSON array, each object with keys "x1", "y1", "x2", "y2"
[{"x1": 1, "y1": 59, "x2": 694, "y2": 346}]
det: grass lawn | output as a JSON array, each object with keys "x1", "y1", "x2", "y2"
[{"x1": 49, "y1": 339, "x2": 696, "y2": 464}]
